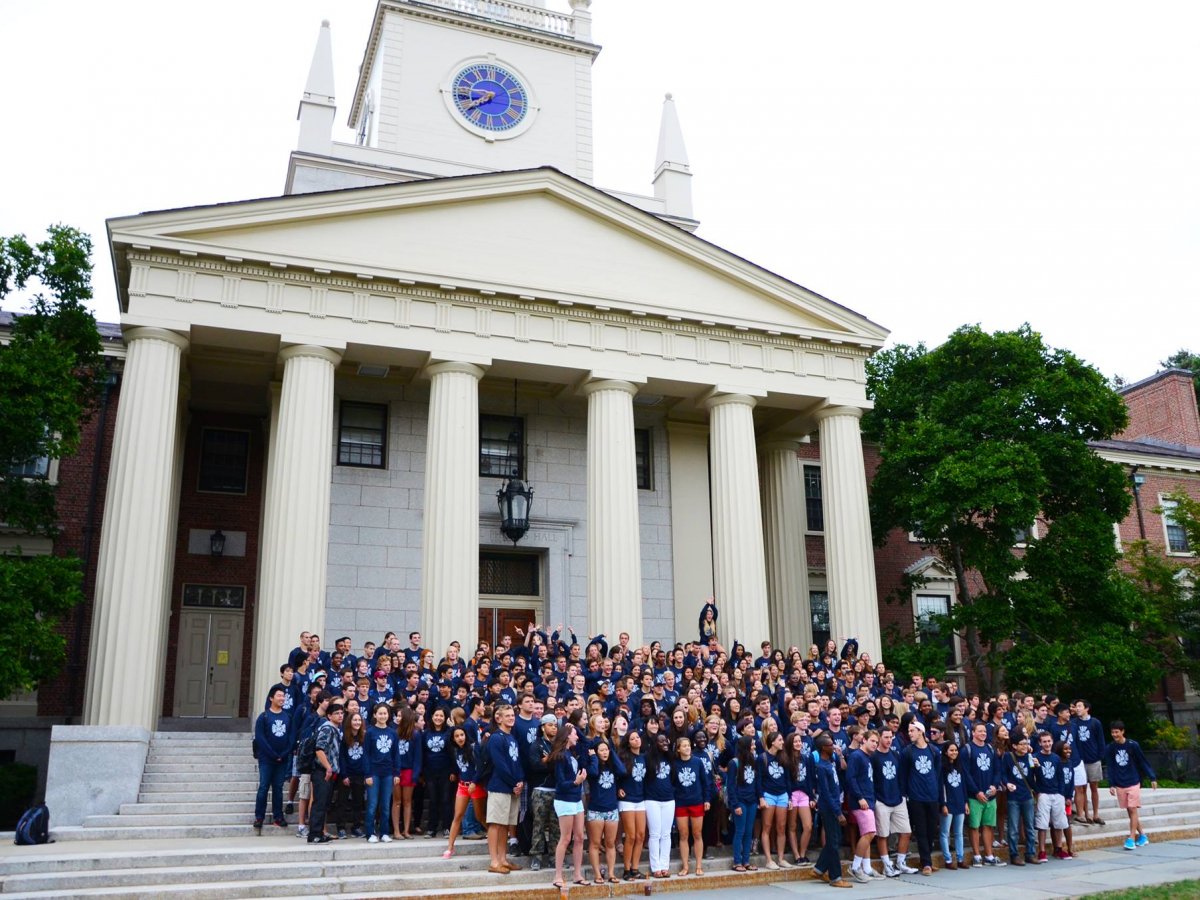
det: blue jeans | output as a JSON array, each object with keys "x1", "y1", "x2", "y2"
[
  {"x1": 816, "y1": 808, "x2": 843, "y2": 881},
  {"x1": 364, "y1": 772, "x2": 392, "y2": 837},
  {"x1": 255, "y1": 758, "x2": 289, "y2": 823},
  {"x1": 940, "y1": 811, "x2": 964, "y2": 862},
  {"x1": 462, "y1": 800, "x2": 483, "y2": 835},
  {"x1": 1007, "y1": 797, "x2": 1036, "y2": 860},
  {"x1": 731, "y1": 800, "x2": 757, "y2": 865}
]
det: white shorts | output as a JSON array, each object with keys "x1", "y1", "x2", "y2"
[
  {"x1": 1073, "y1": 761, "x2": 1087, "y2": 787},
  {"x1": 874, "y1": 802, "x2": 910, "y2": 838},
  {"x1": 1035, "y1": 793, "x2": 1068, "y2": 830},
  {"x1": 618, "y1": 801, "x2": 647, "y2": 813}
]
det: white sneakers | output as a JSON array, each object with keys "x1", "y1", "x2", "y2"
[
  {"x1": 367, "y1": 835, "x2": 379, "y2": 844},
  {"x1": 895, "y1": 858, "x2": 919, "y2": 875},
  {"x1": 883, "y1": 859, "x2": 900, "y2": 878},
  {"x1": 381, "y1": 834, "x2": 393, "y2": 843}
]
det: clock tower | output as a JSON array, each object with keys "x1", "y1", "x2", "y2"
[
  {"x1": 288, "y1": 0, "x2": 696, "y2": 229},
  {"x1": 290, "y1": 0, "x2": 601, "y2": 189}
]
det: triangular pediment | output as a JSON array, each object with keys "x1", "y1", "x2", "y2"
[{"x1": 108, "y1": 169, "x2": 887, "y2": 345}]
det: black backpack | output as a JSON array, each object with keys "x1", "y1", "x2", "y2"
[
  {"x1": 475, "y1": 735, "x2": 493, "y2": 788},
  {"x1": 296, "y1": 731, "x2": 318, "y2": 775},
  {"x1": 14, "y1": 804, "x2": 51, "y2": 846}
]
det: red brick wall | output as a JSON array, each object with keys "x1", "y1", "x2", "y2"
[
  {"x1": 36, "y1": 375, "x2": 121, "y2": 718},
  {"x1": 1118, "y1": 371, "x2": 1200, "y2": 447},
  {"x1": 159, "y1": 412, "x2": 265, "y2": 719}
]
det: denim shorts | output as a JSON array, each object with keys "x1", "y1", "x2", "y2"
[
  {"x1": 587, "y1": 808, "x2": 619, "y2": 822},
  {"x1": 554, "y1": 799, "x2": 584, "y2": 817},
  {"x1": 763, "y1": 792, "x2": 789, "y2": 808}
]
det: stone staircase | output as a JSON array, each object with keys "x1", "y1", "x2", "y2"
[{"x1": 2, "y1": 730, "x2": 1198, "y2": 898}]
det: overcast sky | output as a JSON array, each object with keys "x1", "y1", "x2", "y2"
[{"x1": 2, "y1": 1, "x2": 1197, "y2": 383}]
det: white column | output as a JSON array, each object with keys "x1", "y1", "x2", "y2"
[
  {"x1": 250, "y1": 380, "x2": 283, "y2": 708},
  {"x1": 582, "y1": 379, "x2": 643, "y2": 646},
  {"x1": 760, "y1": 441, "x2": 811, "y2": 652},
  {"x1": 815, "y1": 406, "x2": 882, "y2": 659},
  {"x1": 255, "y1": 345, "x2": 341, "y2": 706},
  {"x1": 85, "y1": 327, "x2": 188, "y2": 729},
  {"x1": 421, "y1": 361, "x2": 485, "y2": 662},
  {"x1": 705, "y1": 393, "x2": 770, "y2": 649}
]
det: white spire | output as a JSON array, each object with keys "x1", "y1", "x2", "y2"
[
  {"x1": 655, "y1": 92, "x2": 689, "y2": 171},
  {"x1": 296, "y1": 20, "x2": 336, "y2": 154},
  {"x1": 652, "y1": 93, "x2": 695, "y2": 225}
]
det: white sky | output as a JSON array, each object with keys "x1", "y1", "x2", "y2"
[{"x1": 2, "y1": 1, "x2": 1197, "y2": 383}]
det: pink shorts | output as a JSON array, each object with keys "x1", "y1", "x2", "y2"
[
  {"x1": 850, "y1": 807, "x2": 877, "y2": 835},
  {"x1": 789, "y1": 790, "x2": 810, "y2": 809},
  {"x1": 1115, "y1": 785, "x2": 1141, "y2": 810},
  {"x1": 398, "y1": 769, "x2": 415, "y2": 788},
  {"x1": 456, "y1": 782, "x2": 486, "y2": 800}
]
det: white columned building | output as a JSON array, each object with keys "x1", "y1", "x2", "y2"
[{"x1": 68, "y1": 1, "x2": 891, "y2": 759}]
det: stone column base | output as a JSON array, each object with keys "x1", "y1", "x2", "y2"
[{"x1": 44, "y1": 725, "x2": 151, "y2": 826}]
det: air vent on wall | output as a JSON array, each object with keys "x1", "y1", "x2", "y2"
[{"x1": 357, "y1": 364, "x2": 390, "y2": 378}]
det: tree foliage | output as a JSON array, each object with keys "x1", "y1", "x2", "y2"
[
  {"x1": 0, "y1": 225, "x2": 102, "y2": 697},
  {"x1": 864, "y1": 324, "x2": 1140, "y2": 709},
  {"x1": 1162, "y1": 349, "x2": 1200, "y2": 402}
]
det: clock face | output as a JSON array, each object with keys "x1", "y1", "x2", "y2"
[{"x1": 451, "y1": 63, "x2": 529, "y2": 133}]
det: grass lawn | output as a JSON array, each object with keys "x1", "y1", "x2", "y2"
[{"x1": 1082, "y1": 880, "x2": 1200, "y2": 899}]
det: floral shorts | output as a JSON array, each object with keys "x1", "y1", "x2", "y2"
[{"x1": 587, "y1": 809, "x2": 619, "y2": 822}]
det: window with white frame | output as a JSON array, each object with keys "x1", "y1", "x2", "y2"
[
  {"x1": 1013, "y1": 521, "x2": 1038, "y2": 547},
  {"x1": 915, "y1": 593, "x2": 958, "y2": 670},
  {"x1": 1162, "y1": 498, "x2": 1192, "y2": 555},
  {"x1": 809, "y1": 589, "x2": 830, "y2": 649}
]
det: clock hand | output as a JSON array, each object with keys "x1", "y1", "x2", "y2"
[{"x1": 465, "y1": 90, "x2": 496, "y2": 110}]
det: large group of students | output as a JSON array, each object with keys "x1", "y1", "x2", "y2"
[{"x1": 252, "y1": 603, "x2": 1159, "y2": 889}]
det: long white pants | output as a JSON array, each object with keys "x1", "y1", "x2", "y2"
[{"x1": 646, "y1": 799, "x2": 676, "y2": 872}]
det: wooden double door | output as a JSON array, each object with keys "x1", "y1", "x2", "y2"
[{"x1": 479, "y1": 606, "x2": 541, "y2": 650}]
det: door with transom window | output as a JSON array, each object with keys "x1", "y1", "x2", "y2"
[{"x1": 478, "y1": 551, "x2": 543, "y2": 651}]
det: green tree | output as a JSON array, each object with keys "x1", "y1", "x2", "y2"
[
  {"x1": 0, "y1": 225, "x2": 102, "y2": 698},
  {"x1": 863, "y1": 324, "x2": 1145, "y2": 719},
  {"x1": 1161, "y1": 349, "x2": 1200, "y2": 401}
]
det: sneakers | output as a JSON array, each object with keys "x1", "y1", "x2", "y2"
[
  {"x1": 983, "y1": 856, "x2": 1006, "y2": 866},
  {"x1": 1136, "y1": 834, "x2": 1150, "y2": 848},
  {"x1": 765, "y1": 861, "x2": 780, "y2": 870},
  {"x1": 778, "y1": 858, "x2": 794, "y2": 868},
  {"x1": 851, "y1": 867, "x2": 870, "y2": 883},
  {"x1": 297, "y1": 824, "x2": 309, "y2": 838},
  {"x1": 443, "y1": 849, "x2": 455, "y2": 860},
  {"x1": 1061, "y1": 851, "x2": 1074, "y2": 860},
  {"x1": 971, "y1": 856, "x2": 983, "y2": 868},
  {"x1": 285, "y1": 802, "x2": 295, "y2": 816},
  {"x1": 381, "y1": 834, "x2": 393, "y2": 843},
  {"x1": 883, "y1": 859, "x2": 899, "y2": 878},
  {"x1": 337, "y1": 830, "x2": 347, "y2": 840},
  {"x1": 1124, "y1": 838, "x2": 1136, "y2": 851},
  {"x1": 896, "y1": 859, "x2": 919, "y2": 875},
  {"x1": 252, "y1": 820, "x2": 263, "y2": 834},
  {"x1": 273, "y1": 819, "x2": 287, "y2": 829},
  {"x1": 1037, "y1": 850, "x2": 1048, "y2": 862},
  {"x1": 867, "y1": 866, "x2": 884, "y2": 879},
  {"x1": 530, "y1": 857, "x2": 542, "y2": 871},
  {"x1": 368, "y1": 835, "x2": 379, "y2": 844}
]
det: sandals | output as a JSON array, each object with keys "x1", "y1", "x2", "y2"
[
  {"x1": 695, "y1": 868, "x2": 705, "y2": 876},
  {"x1": 572, "y1": 879, "x2": 589, "y2": 886},
  {"x1": 553, "y1": 882, "x2": 565, "y2": 890},
  {"x1": 608, "y1": 877, "x2": 620, "y2": 884},
  {"x1": 732, "y1": 865, "x2": 747, "y2": 872}
]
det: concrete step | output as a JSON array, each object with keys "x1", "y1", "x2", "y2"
[
  {"x1": 151, "y1": 730, "x2": 252, "y2": 740},
  {"x1": 135, "y1": 791, "x2": 258, "y2": 803},
  {"x1": 118, "y1": 802, "x2": 291, "y2": 816},
  {"x1": 83, "y1": 813, "x2": 271, "y2": 828},
  {"x1": 143, "y1": 762, "x2": 258, "y2": 773},
  {"x1": 139, "y1": 777, "x2": 258, "y2": 789}
]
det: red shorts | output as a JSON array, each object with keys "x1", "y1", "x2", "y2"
[
  {"x1": 398, "y1": 769, "x2": 416, "y2": 787},
  {"x1": 676, "y1": 803, "x2": 705, "y2": 820},
  {"x1": 456, "y1": 782, "x2": 487, "y2": 800}
]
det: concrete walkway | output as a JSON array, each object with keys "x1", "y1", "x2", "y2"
[{"x1": 660, "y1": 837, "x2": 1200, "y2": 899}]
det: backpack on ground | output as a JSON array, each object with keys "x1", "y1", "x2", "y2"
[
  {"x1": 475, "y1": 736, "x2": 493, "y2": 788},
  {"x1": 14, "y1": 804, "x2": 51, "y2": 846},
  {"x1": 296, "y1": 731, "x2": 318, "y2": 775}
]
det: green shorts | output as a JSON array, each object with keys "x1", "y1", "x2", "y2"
[{"x1": 967, "y1": 797, "x2": 996, "y2": 829}]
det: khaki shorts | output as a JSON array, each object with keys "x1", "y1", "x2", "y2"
[
  {"x1": 874, "y1": 801, "x2": 910, "y2": 838},
  {"x1": 297, "y1": 773, "x2": 312, "y2": 801},
  {"x1": 487, "y1": 790, "x2": 520, "y2": 826},
  {"x1": 1035, "y1": 793, "x2": 1067, "y2": 830},
  {"x1": 1085, "y1": 761, "x2": 1103, "y2": 783}
]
